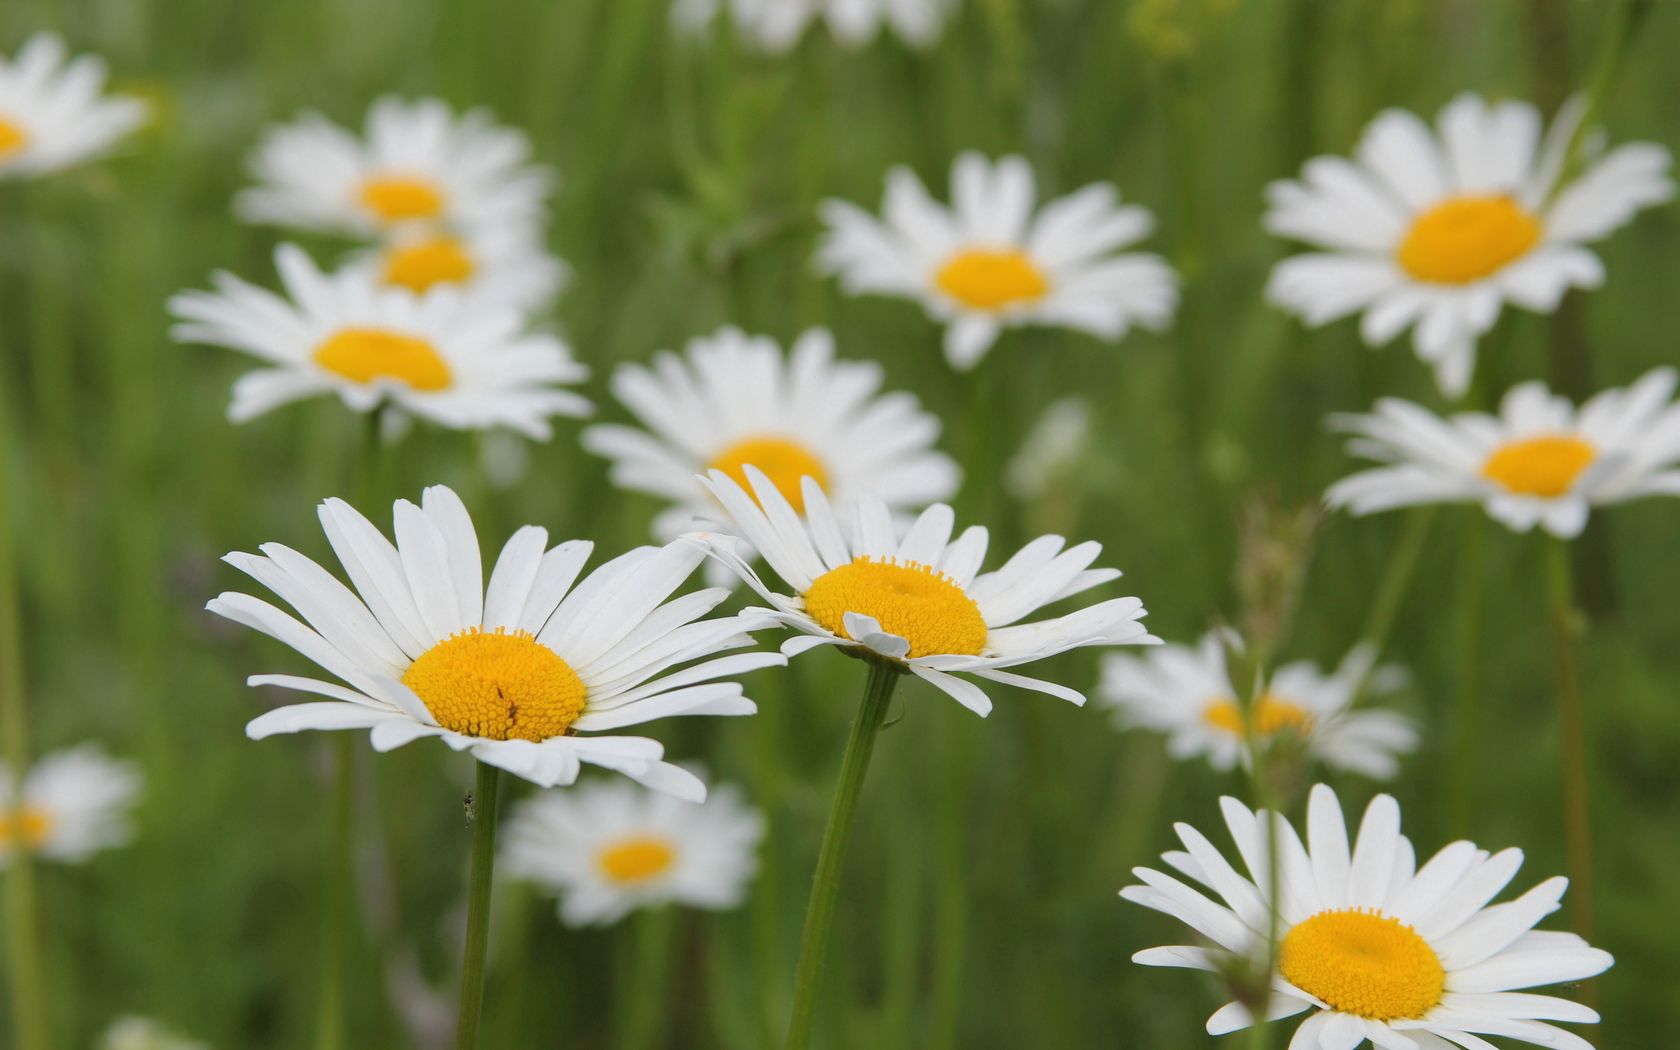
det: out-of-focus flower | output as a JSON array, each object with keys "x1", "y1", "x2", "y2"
[
  {"x1": 100, "y1": 1016, "x2": 210, "y2": 1050},
  {"x1": 1005, "y1": 397, "x2": 1093, "y2": 502},
  {"x1": 502, "y1": 777, "x2": 764, "y2": 926},
  {"x1": 818, "y1": 152, "x2": 1178, "y2": 370},
  {"x1": 672, "y1": 0, "x2": 955, "y2": 52},
  {"x1": 0, "y1": 745, "x2": 141, "y2": 867},
  {"x1": 1266, "y1": 93, "x2": 1674, "y2": 397},
  {"x1": 0, "y1": 33, "x2": 146, "y2": 179},
  {"x1": 1327, "y1": 367, "x2": 1680, "y2": 538}
]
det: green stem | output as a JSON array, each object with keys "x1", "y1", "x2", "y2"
[
  {"x1": 617, "y1": 905, "x2": 678, "y2": 1050},
  {"x1": 455, "y1": 761, "x2": 503, "y2": 1049},
  {"x1": 783, "y1": 660, "x2": 900, "y2": 1050},
  {"x1": 1552, "y1": 0, "x2": 1654, "y2": 196},
  {"x1": 1357, "y1": 507, "x2": 1437, "y2": 664},
  {"x1": 314, "y1": 735, "x2": 354, "y2": 1050},
  {"x1": 1448, "y1": 512, "x2": 1485, "y2": 838},
  {"x1": 1544, "y1": 538, "x2": 1594, "y2": 941}
]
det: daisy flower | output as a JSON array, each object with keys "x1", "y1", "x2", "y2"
[
  {"x1": 817, "y1": 152, "x2": 1178, "y2": 369},
  {"x1": 501, "y1": 776, "x2": 764, "y2": 926},
  {"x1": 0, "y1": 745, "x2": 142, "y2": 867},
  {"x1": 671, "y1": 0, "x2": 955, "y2": 52},
  {"x1": 207, "y1": 484, "x2": 784, "y2": 799},
  {"x1": 168, "y1": 244, "x2": 590, "y2": 437},
  {"x1": 581, "y1": 325, "x2": 959, "y2": 548},
  {"x1": 1124, "y1": 783, "x2": 1611, "y2": 1048},
  {"x1": 1266, "y1": 92, "x2": 1674, "y2": 397},
  {"x1": 352, "y1": 219, "x2": 568, "y2": 315},
  {"x1": 1098, "y1": 634, "x2": 1418, "y2": 779},
  {"x1": 687, "y1": 469, "x2": 1156, "y2": 715},
  {"x1": 1327, "y1": 367, "x2": 1680, "y2": 538},
  {"x1": 0, "y1": 33, "x2": 145, "y2": 180},
  {"x1": 235, "y1": 96, "x2": 550, "y2": 237}
]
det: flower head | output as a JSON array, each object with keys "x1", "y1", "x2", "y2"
[
  {"x1": 1266, "y1": 93, "x2": 1674, "y2": 396},
  {"x1": 1327, "y1": 367, "x2": 1680, "y2": 538},
  {"x1": 351, "y1": 219, "x2": 568, "y2": 315},
  {"x1": 672, "y1": 0, "x2": 955, "y2": 52},
  {"x1": 502, "y1": 776, "x2": 764, "y2": 926},
  {"x1": 0, "y1": 745, "x2": 141, "y2": 867},
  {"x1": 208, "y1": 484, "x2": 784, "y2": 799},
  {"x1": 818, "y1": 152, "x2": 1178, "y2": 369},
  {"x1": 0, "y1": 33, "x2": 145, "y2": 179},
  {"x1": 1125, "y1": 784, "x2": 1611, "y2": 1048}
]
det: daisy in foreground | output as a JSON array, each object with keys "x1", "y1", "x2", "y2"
[
  {"x1": 1, "y1": 745, "x2": 141, "y2": 868},
  {"x1": 1326, "y1": 367, "x2": 1680, "y2": 538},
  {"x1": 671, "y1": 0, "x2": 954, "y2": 52},
  {"x1": 501, "y1": 776, "x2": 763, "y2": 927},
  {"x1": 1099, "y1": 634, "x2": 1418, "y2": 779},
  {"x1": 169, "y1": 244, "x2": 589, "y2": 437},
  {"x1": 1266, "y1": 92, "x2": 1673, "y2": 396},
  {"x1": 582, "y1": 325, "x2": 959, "y2": 551},
  {"x1": 0, "y1": 33, "x2": 145, "y2": 180},
  {"x1": 1124, "y1": 784, "x2": 1611, "y2": 1049},
  {"x1": 235, "y1": 96, "x2": 550, "y2": 237},
  {"x1": 817, "y1": 152, "x2": 1178, "y2": 369}
]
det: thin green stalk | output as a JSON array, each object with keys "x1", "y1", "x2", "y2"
[
  {"x1": 1544, "y1": 538, "x2": 1594, "y2": 940},
  {"x1": 1356, "y1": 506, "x2": 1437, "y2": 669},
  {"x1": 314, "y1": 735, "x2": 354, "y2": 1050},
  {"x1": 783, "y1": 660, "x2": 900, "y2": 1050},
  {"x1": 1448, "y1": 512, "x2": 1485, "y2": 838},
  {"x1": 455, "y1": 761, "x2": 503, "y2": 1049},
  {"x1": 617, "y1": 905, "x2": 678, "y2": 1050},
  {"x1": 1236, "y1": 659, "x2": 1279, "y2": 1050},
  {"x1": 1552, "y1": 0, "x2": 1654, "y2": 196}
]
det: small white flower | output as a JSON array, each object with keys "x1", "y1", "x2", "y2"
[
  {"x1": 582, "y1": 325, "x2": 959, "y2": 550},
  {"x1": 100, "y1": 1017, "x2": 211, "y2": 1050},
  {"x1": 1327, "y1": 367, "x2": 1680, "y2": 538},
  {"x1": 1125, "y1": 784, "x2": 1611, "y2": 1048},
  {"x1": 502, "y1": 777, "x2": 764, "y2": 926},
  {"x1": 235, "y1": 96, "x2": 550, "y2": 238},
  {"x1": 673, "y1": 0, "x2": 955, "y2": 52},
  {"x1": 818, "y1": 152, "x2": 1177, "y2": 370},
  {"x1": 687, "y1": 468, "x2": 1156, "y2": 716},
  {"x1": 1098, "y1": 634, "x2": 1418, "y2": 779},
  {"x1": 0, "y1": 745, "x2": 141, "y2": 867},
  {"x1": 169, "y1": 244, "x2": 590, "y2": 437},
  {"x1": 1266, "y1": 92, "x2": 1674, "y2": 397},
  {"x1": 208, "y1": 484, "x2": 785, "y2": 799},
  {"x1": 0, "y1": 33, "x2": 145, "y2": 179},
  {"x1": 349, "y1": 220, "x2": 568, "y2": 316}
]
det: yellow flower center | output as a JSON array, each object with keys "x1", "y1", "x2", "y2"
[
  {"x1": 313, "y1": 327, "x2": 453, "y2": 392},
  {"x1": 1480, "y1": 434, "x2": 1596, "y2": 498},
  {"x1": 597, "y1": 836, "x2": 678, "y2": 884},
  {"x1": 1280, "y1": 909, "x2": 1445, "y2": 1021},
  {"x1": 1396, "y1": 195, "x2": 1543, "y2": 284},
  {"x1": 934, "y1": 248, "x2": 1051, "y2": 310},
  {"x1": 0, "y1": 807, "x2": 52, "y2": 850},
  {"x1": 0, "y1": 116, "x2": 29, "y2": 160},
  {"x1": 1203, "y1": 694, "x2": 1313, "y2": 738},
  {"x1": 803, "y1": 557, "x2": 987, "y2": 659},
  {"x1": 381, "y1": 235, "x2": 476, "y2": 293},
  {"x1": 708, "y1": 436, "x2": 830, "y2": 513},
  {"x1": 358, "y1": 174, "x2": 446, "y2": 224},
  {"x1": 400, "y1": 628, "x2": 588, "y2": 742}
]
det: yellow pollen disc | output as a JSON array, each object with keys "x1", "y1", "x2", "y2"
[
  {"x1": 0, "y1": 116, "x2": 29, "y2": 159},
  {"x1": 401, "y1": 628, "x2": 587, "y2": 742},
  {"x1": 358, "y1": 174, "x2": 446, "y2": 224},
  {"x1": 1480, "y1": 434, "x2": 1595, "y2": 498},
  {"x1": 313, "y1": 327, "x2": 453, "y2": 392},
  {"x1": 934, "y1": 248, "x2": 1051, "y2": 310},
  {"x1": 0, "y1": 807, "x2": 52, "y2": 849},
  {"x1": 1204, "y1": 693, "x2": 1313, "y2": 738},
  {"x1": 1280, "y1": 909, "x2": 1445, "y2": 1021},
  {"x1": 803, "y1": 557, "x2": 987, "y2": 659},
  {"x1": 708, "y1": 436, "x2": 830, "y2": 513},
  {"x1": 1396, "y1": 195, "x2": 1542, "y2": 284},
  {"x1": 382, "y1": 235, "x2": 476, "y2": 293},
  {"x1": 597, "y1": 836, "x2": 678, "y2": 884}
]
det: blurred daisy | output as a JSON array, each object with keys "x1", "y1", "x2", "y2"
[
  {"x1": 168, "y1": 244, "x2": 589, "y2": 437},
  {"x1": 1125, "y1": 783, "x2": 1611, "y2": 1048},
  {"x1": 100, "y1": 1017, "x2": 210, "y2": 1050},
  {"x1": 502, "y1": 777, "x2": 764, "y2": 926},
  {"x1": 582, "y1": 325, "x2": 959, "y2": 547},
  {"x1": 0, "y1": 33, "x2": 145, "y2": 179},
  {"x1": 1098, "y1": 634, "x2": 1418, "y2": 779},
  {"x1": 235, "y1": 96, "x2": 550, "y2": 237},
  {"x1": 687, "y1": 469, "x2": 1156, "y2": 716},
  {"x1": 1266, "y1": 92, "x2": 1674, "y2": 396},
  {"x1": 0, "y1": 745, "x2": 141, "y2": 867},
  {"x1": 353, "y1": 220, "x2": 567, "y2": 315},
  {"x1": 672, "y1": 0, "x2": 954, "y2": 52},
  {"x1": 1328, "y1": 367, "x2": 1680, "y2": 538},
  {"x1": 208, "y1": 485, "x2": 783, "y2": 799},
  {"x1": 818, "y1": 152, "x2": 1178, "y2": 369},
  {"x1": 1005, "y1": 396, "x2": 1093, "y2": 501}
]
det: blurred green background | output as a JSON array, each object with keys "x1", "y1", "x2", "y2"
[{"x1": 2, "y1": 0, "x2": 1678, "y2": 1045}]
